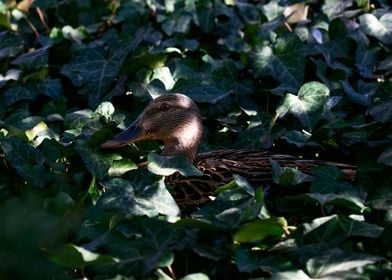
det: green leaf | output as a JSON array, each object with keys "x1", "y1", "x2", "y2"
[
  {"x1": 147, "y1": 152, "x2": 203, "y2": 176},
  {"x1": 1, "y1": 137, "x2": 50, "y2": 186},
  {"x1": 75, "y1": 140, "x2": 120, "y2": 180},
  {"x1": 39, "y1": 79, "x2": 62, "y2": 99},
  {"x1": 302, "y1": 192, "x2": 369, "y2": 213},
  {"x1": 4, "y1": 85, "x2": 36, "y2": 106},
  {"x1": 234, "y1": 217, "x2": 288, "y2": 243},
  {"x1": 0, "y1": 69, "x2": 21, "y2": 89},
  {"x1": 196, "y1": 1, "x2": 214, "y2": 33},
  {"x1": 368, "y1": 186, "x2": 392, "y2": 210},
  {"x1": 359, "y1": 13, "x2": 392, "y2": 44},
  {"x1": 251, "y1": 35, "x2": 306, "y2": 94},
  {"x1": 276, "y1": 81, "x2": 330, "y2": 131},
  {"x1": 98, "y1": 177, "x2": 180, "y2": 217},
  {"x1": 0, "y1": 31, "x2": 24, "y2": 59},
  {"x1": 306, "y1": 248, "x2": 381, "y2": 278},
  {"x1": 47, "y1": 244, "x2": 118, "y2": 269},
  {"x1": 235, "y1": 249, "x2": 294, "y2": 273},
  {"x1": 270, "y1": 270, "x2": 312, "y2": 280},
  {"x1": 378, "y1": 148, "x2": 392, "y2": 167},
  {"x1": 61, "y1": 41, "x2": 137, "y2": 105},
  {"x1": 368, "y1": 81, "x2": 392, "y2": 123},
  {"x1": 180, "y1": 273, "x2": 209, "y2": 280},
  {"x1": 11, "y1": 46, "x2": 50, "y2": 69},
  {"x1": 94, "y1": 101, "x2": 115, "y2": 120},
  {"x1": 270, "y1": 159, "x2": 314, "y2": 187},
  {"x1": 108, "y1": 158, "x2": 138, "y2": 176},
  {"x1": 322, "y1": 0, "x2": 353, "y2": 19},
  {"x1": 232, "y1": 174, "x2": 254, "y2": 196}
]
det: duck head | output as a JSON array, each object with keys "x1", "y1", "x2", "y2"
[{"x1": 101, "y1": 93, "x2": 203, "y2": 162}]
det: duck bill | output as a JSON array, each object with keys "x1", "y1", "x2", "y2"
[{"x1": 101, "y1": 121, "x2": 150, "y2": 148}]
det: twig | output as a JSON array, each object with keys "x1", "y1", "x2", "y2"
[
  {"x1": 24, "y1": 16, "x2": 40, "y2": 36},
  {"x1": 167, "y1": 265, "x2": 176, "y2": 280},
  {"x1": 36, "y1": 7, "x2": 49, "y2": 33}
]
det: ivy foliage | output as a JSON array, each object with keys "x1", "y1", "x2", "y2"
[{"x1": 0, "y1": 0, "x2": 391, "y2": 279}]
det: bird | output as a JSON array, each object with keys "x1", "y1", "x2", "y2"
[{"x1": 101, "y1": 93, "x2": 356, "y2": 208}]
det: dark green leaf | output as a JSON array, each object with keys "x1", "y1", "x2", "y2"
[
  {"x1": 75, "y1": 140, "x2": 120, "y2": 180},
  {"x1": 39, "y1": 79, "x2": 62, "y2": 99},
  {"x1": 1, "y1": 137, "x2": 50, "y2": 186},
  {"x1": 368, "y1": 81, "x2": 392, "y2": 123},
  {"x1": 306, "y1": 248, "x2": 381, "y2": 278},
  {"x1": 251, "y1": 35, "x2": 306, "y2": 94},
  {"x1": 378, "y1": 148, "x2": 392, "y2": 166},
  {"x1": 11, "y1": 46, "x2": 50, "y2": 69},
  {"x1": 4, "y1": 85, "x2": 36, "y2": 105},
  {"x1": 0, "y1": 31, "x2": 23, "y2": 59},
  {"x1": 235, "y1": 249, "x2": 294, "y2": 273}
]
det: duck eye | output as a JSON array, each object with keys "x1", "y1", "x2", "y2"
[{"x1": 159, "y1": 103, "x2": 171, "y2": 111}]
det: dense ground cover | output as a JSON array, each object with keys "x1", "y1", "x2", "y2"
[{"x1": 0, "y1": 0, "x2": 391, "y2": 279}]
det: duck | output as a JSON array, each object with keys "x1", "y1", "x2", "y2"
[{"x1": 101, "y1": 93, "x2": 356, "y2": 208}]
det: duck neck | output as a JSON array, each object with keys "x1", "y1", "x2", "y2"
[
  {"x1": 161, "y1": 141, "x2": 199, "y2": 162},
  {"x1": 160, "y1": 117, "x2": 202, "y2": 162}
]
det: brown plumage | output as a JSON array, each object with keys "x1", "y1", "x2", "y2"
[{"x1": 101, "y1": 93, "x2": 356, "y2": 208}]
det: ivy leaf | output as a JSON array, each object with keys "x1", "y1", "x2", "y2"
[
  {"x1": 378, "y1": 148, "x2": 392, "y2": 167},
  {"x1": 276, "y1": 82, "x2": 330, "y2": 131},
  {"x1": 0, "y1": 31, "x2": 24, "y2": 59},
  {"x1": 251, "y1": 35, "x2": 306, "y2": 94},
  {"x1": 196, "y1": 1, "x2": 214, "y2": 33},
  {"x1": 99, "y1": 177, "x2": 180, "y2": 217},
  {"x1": 75, "y1": 140, "x2": 120, "y2": 180},
  {"x1": 359, "y1": 13, "x2": 392, "y2": 44},
  {"x1": 47, "y1": 244, "x2": 118, "y2": 269},
  {"x1": 39, "y1": 79, "x2": 63, "y2": 99},
  {"x1": 322, "y1": 0, "x2": 353, "y2": 19},
  {"x1": 11, "y1": 46, "x2": 50, "y2": 69},
  {"x1": 0, "y1": 69, "x2": 21, "y2": 89},
  {"x1": 234, "y1": 217, "x2": 288, "y2": 243},
  {"x1": 61, "y1": 40, "x2": 138, "y2": 104},
  {"x1": 1, "y1": 137, "x2": 50, "y2": 186},
  {"x1": 235, "y1": 249, "x2": 293, "y2": 273},
  {"x1": 3, "y1": 85, "x2": 36, "y2": 106},
  {"x1": 271, "y1": 159, "x2": 314, "y2": 187},
  {"x1": 108, "y1": 159, "x2": 138, "y2": 177},
  {"x1": 180, "y1": 273, "x2": 209, "y2": 280},
  {"x1": 368, "y1": 81, "x2": 392, "y2": 124},
  {"x1": 306, "y1": 248, "x2": 381, "y2": 278},
  {"x1": 147, "y1": 152, "x2": 203, "y2": 176}
]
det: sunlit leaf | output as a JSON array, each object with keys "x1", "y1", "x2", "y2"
[
  {"x1": 359, "y1": 13, "x2": 392, "y2": 44},
  {"x1": 47, "y1": 244, "x2": 118, "y2": 269},
  {"x1": 276, "y1": 82, "x2": 330, "y2": 131},
  {"x1": 322, "y1": 0, "x2": 353, "y2": 19},
  {"x1": 98, "y1": 177, "x2": 180, "y2": 217},
  {"x1": 180, "y1": 273, "x2": 209, "y2": 280},
  {"x1": 147, "y1": 152, "x2": 202, "y2": 176},
  {"x1": 234, "y1": 217, "x2": 288, "y2": 243},
  {"x1": 306, "y1": 248, "x2": 381, "y2": 278}
]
